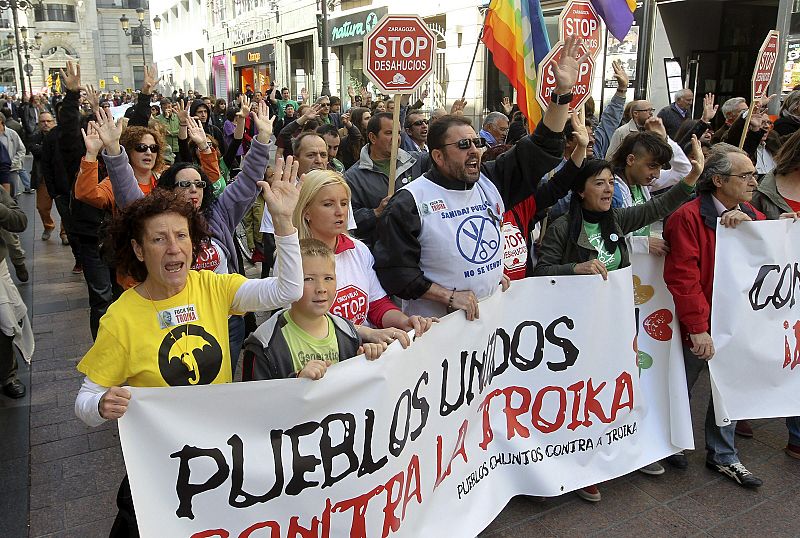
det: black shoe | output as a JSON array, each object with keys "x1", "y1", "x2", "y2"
[
  {"x1": 13, "y1": 263, "x2": 28, "y2": 282},
  {"x1": 2, "y1": 379, "x2": 25, "y2": 399},
  {"x1": 705, "y1": 461, "x2": 762, "y2": 488},
  {"x1": 665, "y1": 451, "x2": 689, "y2": 470}
]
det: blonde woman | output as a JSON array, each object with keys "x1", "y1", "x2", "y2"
[{"x1": 293, "y1": 169, "x2": 436, "y2": 345}]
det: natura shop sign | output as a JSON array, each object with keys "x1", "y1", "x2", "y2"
[{"x1": 329, "y1": 6, "x2": 388, "y2": 47}]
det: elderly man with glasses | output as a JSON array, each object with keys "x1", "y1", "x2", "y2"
[
  {"x1": 314, "y1": 95, "x2": 342, "y2": 130},
  {"x1": 373, "y1": 36, "x2": 589, "y2": 320},
  {"x1": 605, "y1": 99, "x2": 657, "y2": 160}
]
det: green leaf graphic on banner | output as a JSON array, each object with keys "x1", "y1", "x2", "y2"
[{"x1": 637, "y1": 350, "x2": 653, "y2": 370}]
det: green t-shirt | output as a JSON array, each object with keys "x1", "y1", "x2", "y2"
[
  {"x1": 277, "y1": 99, "x2": 299, "y2": 120},
  {"x1": 282, "y1": 312, "x2": 340, "y2": 373},
  {"x1": 373, "y1": 158, "x2": 391, "y2": 177},
  {"x1": 584, "y1": 220, "x2": 621, "y2": 271},
  {"x1": 630, "y1": 184, "x2": 650, "y2": 237}
]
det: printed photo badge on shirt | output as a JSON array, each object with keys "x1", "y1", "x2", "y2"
[
  {"x1": 457, "y1": 214, "x2": 501, "y2": 264},
  {"x1": 157, "y1": 323, "x2": 223, "y2": 386},
  {"x1": 157, "y1": 304, "x2": 199, "y2": 329}
]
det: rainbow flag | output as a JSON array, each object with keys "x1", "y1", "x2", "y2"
[
  {"x1": 591, "y1": 0, "x2": 636, "y2": 42},
  {"x1": 482, "y1": 0, "x2": 551, "y2": 130}
]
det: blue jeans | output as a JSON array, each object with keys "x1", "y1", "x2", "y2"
[
  {"x1": 787, "y1": 417, "x2": 800, "y2": 446},
  {"x1": 682, "y1": 344, "x2": 738, "y2": 465},
  {"x1": 228, "y1": 314, "x2": 245, "y2": 378},
  {"x1": 18, "y1": 168, "x2": 30, "y2": 190}
]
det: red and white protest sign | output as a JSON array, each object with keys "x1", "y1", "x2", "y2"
[
  {"x1": 559, "y1": 0, "x2": 602, "y2": 58},
  {"x1": 363, "y1": 15, "x2": 435, "y2": 93},
  {"x1": 536, "y1": 41, "x2": 595, "y2": 111},
  {"x1": 752, "y1": 30, "x2": 780, "y2": 100}
]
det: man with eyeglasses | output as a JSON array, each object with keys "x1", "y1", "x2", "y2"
[
  {"x1": 373, "y1": 35, "x2": 588, "y2": 320},
  {"x1": 403, "y1": 111, "x2": 429, "y2": 152},
  {"x1": 605, "y1": 99, "x2": 656, "y2": 160},
  {"x1": 663, "y1": 144, "x2": 769, "y2": 487},
  {"x1": 479, "y1": 111, "x2": 509, "y2": 147},
  {"x1": 314, "y1": 96, "x2": 342, "y2": 130}
]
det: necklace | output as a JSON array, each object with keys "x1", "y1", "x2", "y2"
[{"x1": 141, "y1": 277, "x2": 192, "y2": 365}]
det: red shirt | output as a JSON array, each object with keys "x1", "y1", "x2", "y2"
[
  {"x1": 784, "y1": 196, "x2": 800, "y2": 212},
  {"x1": 501, "y1": 195, "x2": 538, "y2": 280}
]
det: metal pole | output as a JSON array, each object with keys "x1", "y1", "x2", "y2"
[
  {"x1": 24, "y1": 47, "x2": 30, "y2": 93},
  {"x1": 10, "y1": 6, "x2": 24, "y2": 96},
  {"x1": 140, "y1": 27, "x2": 147, "y2": 68},
  {"x1": 320, "y1": 0, "x2": 330, "y2": 96},
  {"x1": 462, "y1": 10, "x2": 489, "y2": 100},
  {"x1": 634, "y1": 0, "x2": 656, "y2": 100}
]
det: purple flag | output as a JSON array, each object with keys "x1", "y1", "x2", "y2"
[{"x1": 591, "y1": 0, "x2": 635, "y2": 42}]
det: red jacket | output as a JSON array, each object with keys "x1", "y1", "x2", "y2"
[{"x1": 663, "y1": 194, "x2": 765, "y2": 340}]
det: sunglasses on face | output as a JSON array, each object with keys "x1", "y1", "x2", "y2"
[
  {"x1": 441, "y1": 137, "x2": 487, "y2": 150},
  {"x1": 176, "y1": 180, "x2": 207, "y2": 189},
  {"x1": 411, "y1": 119, "x2": 429, "y2": 127},
  {"x1": 133, "y1": 143, "x2": 159, "y2": 153}
]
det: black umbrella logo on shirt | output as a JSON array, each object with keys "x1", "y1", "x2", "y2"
[{"x1": 158, "y1": 324, "x2": 223, "y2": 386}]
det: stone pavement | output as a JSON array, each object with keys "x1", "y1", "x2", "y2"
[{"x1": 2, "y1": 195, "x2": 799, "y2": 537}]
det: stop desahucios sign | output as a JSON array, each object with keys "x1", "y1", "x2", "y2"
[{"x1": 364, "y1": 15, "x2": 436, "y2": 93}]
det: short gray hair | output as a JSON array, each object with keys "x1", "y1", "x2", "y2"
[
  {"x1": 720, "y1": 97, "x2": 746, "y2": 120},
  {"x1": 483, "y1": 111, "x2": 508, "y2": 128},
  {"x1": 696, "y1": 143, "x2": 747, "y2": 193},
  {"x1": 674, "y1": 89, "x2": 693, "y2": 102}
]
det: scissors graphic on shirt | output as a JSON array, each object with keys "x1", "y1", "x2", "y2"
[{"x1": 463, "y1": 217, "x2": 499, "y2": 262}]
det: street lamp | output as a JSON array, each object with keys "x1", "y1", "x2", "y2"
[
  {"x1": 119, "y1": 7, "x2": 161, "y2": 67},
  {"x1": 11, "y1": 26, "x2": 42, "y2": 93},
  {"x1": 0, "y1": 0, "x2": 42, "y2": 97}
]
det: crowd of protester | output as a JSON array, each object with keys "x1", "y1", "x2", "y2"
[{"x1": 0, "y1": 34, "x2": 799, "y2": 533}]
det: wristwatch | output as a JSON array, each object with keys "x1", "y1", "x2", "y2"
[{"x1": 551, "y1": 92, "x2": 573, "y2": 105}]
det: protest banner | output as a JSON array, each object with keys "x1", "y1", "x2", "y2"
[
  {"x1": 710, "y1": 220, "x2": 800, "y2": 425},
  {"x1": 119, "y1": 268, "x2": 693, "y2": 537}
]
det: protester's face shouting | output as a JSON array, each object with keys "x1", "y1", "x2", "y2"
[
  {"x1": 131, "y1": 134, "x2": 158, "y2": 172},
  {"x1": 406, "y1": 114, "x2": 429, "y2": 143},
  {"x1": 434, "y1": 125, "x2": 482, "y2": 184},
  {"x1": 715, "y1": 153, "x2": 758, "y2": 204},
  {"x1": 295, "y1": 255, "x2": 337, "y2": 318},
  {"x1": 369, "y1": 117, "x2": 399, "y2": 161},
  {"x1": 175, "y1": 168, "x2": 204, "y2": 209},
  {"x1": 132, "y1": 212, "x2": 192, "y2": 297},
  {"x1": 305, "y1": 184, "x2": 349, "y2": 241},
  {"x1": 626, "y1": 150, "x2": 662, "y2": 186},
  {"x1": 296, "y1": 136, "x2": 328, "y2": 176},
  {"x1": 579, "y1": 168, "x2": 615, "y2": 212}
]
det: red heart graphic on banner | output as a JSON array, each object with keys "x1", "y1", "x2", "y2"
[{"x1": 643, "y1": 309, "x2": 673, "y2": 342}]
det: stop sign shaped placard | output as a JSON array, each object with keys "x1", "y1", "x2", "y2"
[
  {"x1": 536, "y1": 42, "x2": 595, "y2": 112},
  {"x1": 752, "y1": 30, "x2": 780, "y2": 99},
  {"x1": 364, "y1": 15, "x2": 435, "y2": 93},
  {"x1": 559, "y1": 0, "x2": 602, "y2": 58}
]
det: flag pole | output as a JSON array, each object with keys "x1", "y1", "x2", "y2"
[{"x1": 462, "y1": 8, "x2": 490, "y2": 100}]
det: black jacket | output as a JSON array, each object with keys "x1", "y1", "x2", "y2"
[
  {"x1": 373, "y1": 122, "x2": 565, "y2": 299},
  {"x1": 57, "y1": 89, "x2": 106, "y2": 238},
  {"x1": 657, "y1": 104, "x2": 688, "y2": 140},
  {"x1": 242, "y1": 310, "x2": 361, "y2": 381}
]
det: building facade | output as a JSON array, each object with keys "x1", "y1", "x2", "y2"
[{"x1": 150, "y1": 0, "x2": 208, "y2": 96}]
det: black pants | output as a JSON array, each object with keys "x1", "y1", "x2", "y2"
[
  {"x1": 0, "y1": 330, "x2": 17, "y2": 385},
  {"x1": 76, "y1": 237, "x2": 116, "y2": 340},
  {"x1": 53, "y1": 195, "x2": 81, "y2": 262},
  {"x1": 260, "y1": 232, "x2": 276, "y2": 278},
  {"x1": 109, "y1": 476, "x2": 138, "y2": 537}
]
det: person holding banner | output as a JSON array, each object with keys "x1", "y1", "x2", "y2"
[
  {"x1": 663, "y1": 143, "x2": 768, "y2": 488},
  {"x1": 374, "y1": 35, "x2": 590, "y2": 320},
  {"x1": 73, "y1": 161, "x2": 303, "y2": 535}
]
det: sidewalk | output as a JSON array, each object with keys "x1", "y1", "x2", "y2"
[{"x1": 5, "y1": 196, "x2": 799, "y2": 537}]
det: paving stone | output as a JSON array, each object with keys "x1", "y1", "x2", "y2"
[
  {"x1": 63, "y1": 488, "x2": 117, "y2": 528},
  {"x1": 29, "y1": 504, "x2": 65, "y2": 535},
  {"x1": 30, "y1": 424, "x2": 60, "y2": 446},
  {"x1": 31, "y1": 436, "x2": 90, "y2": 464}
]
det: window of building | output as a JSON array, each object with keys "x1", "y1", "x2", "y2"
[
  {"x1": 33, "y1": 4, "x2": 77, "y2": 22},
  {"x1": 131, "y1": 33, "x2": 143, "y2": 45},
  {"x1": 133, "y1": 66, "x2": 144, "y2": 89}
]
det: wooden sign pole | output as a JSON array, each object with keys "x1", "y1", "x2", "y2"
[{"x1": 387, "y1": 92, "x2": 403, "y2": 196}]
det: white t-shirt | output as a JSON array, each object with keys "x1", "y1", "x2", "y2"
[{"x1": 330, "y1": 235, "x2": 388, "y2": 326}]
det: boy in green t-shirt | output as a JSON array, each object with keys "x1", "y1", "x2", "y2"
[{"x1": 243, "y1": 239, "x2": 386, "y2": 380}]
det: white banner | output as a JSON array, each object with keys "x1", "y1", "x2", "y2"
[
  {"x1": 711, "y1": 220, "x2": 800, "y2": 425},
  {"x1": 119, "y1": 268, "x2": 693, "y2": 537}
]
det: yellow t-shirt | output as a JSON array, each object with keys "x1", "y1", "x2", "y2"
[
  {"x1": 282, "y1": 312, "x2": 340, "y2": 373},
  {"x1": 77, "y1": 270, "x2": 247, "y2": 388}
]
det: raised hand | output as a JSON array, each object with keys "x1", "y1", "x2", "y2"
[
  {"x1": 94, "y1": 107, "x2": 124, "y2": 154},
  {"x1": 81, "y1": 122, "x2": 104, "y2": 158},
  {"x1": 685, "y1": 135, "x2": 704, "y2": 185},
  {"x1": 186, "y1": 116, "x2": 208, "y2": 148},
  {"x1": 612, "y1": 60, "x2": 629, "y2": 91},
  {"x1": 257, "y1": 156, "x2": 300, "y2": 235},
  {"x1": 701, "y1": 93, "x2": 718, "y2": 123},
  {"x1": 60, "y1": 60, "x2": 81, "y2": 92},
  {"x1": 142, "y1": 65, "x2": 159, "y2": 95},
  {"x1": 175, "y1": 98, "x2": 191, "y2": 124},
  {"x1": 300, "y1": 103, "x2": 322, "y2": 123},
  {"x1": 450, "y1": 98, "x2": 467, "y2": 116},
  {"x1": 347, "y1": 85, "x2": 355, "y2": 99},
  {"x1": 501, "y1": 96, "x2": 513, "y2": 115},
  {"x1": 252, "y1": 100, "x2": 275, "y2": 143},
  {"x1": 644, "y1": 116, "x2": 667, "y2": 140},
  {"x1": 420, "y1": 88, "x2": 430, "y2": 101},
  {"x1": 84, "y1": 83, "x2": 100, "y2": 114},
  {"x1": 300, "y1": 87, "x2": 309, "y2": 103},
  {"x1": 341, "y1": 111, "x2": 352, "y2": 128},
  {"x1": 570, "y1": 105, "x2": 589, "y2": 148},
  {"x1": 554, "y1": 35, "x2": 590, "y2": 94}
]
